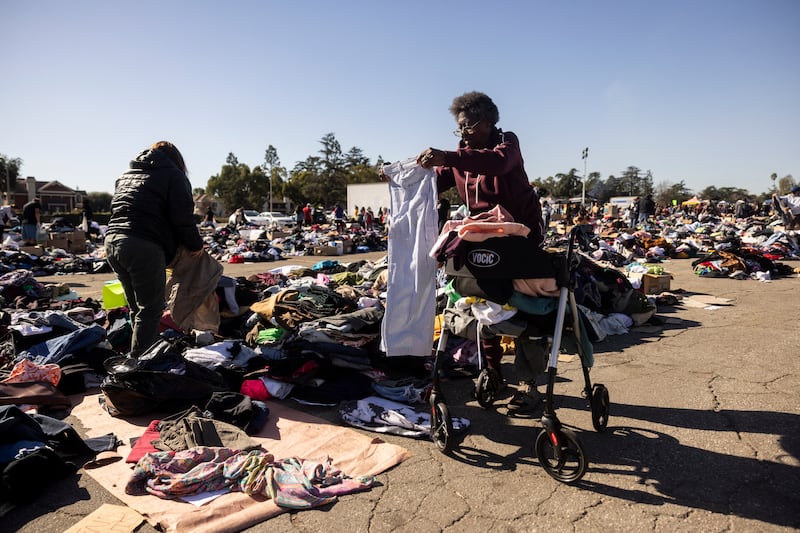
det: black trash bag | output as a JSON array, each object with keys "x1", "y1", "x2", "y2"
[{"x1": 100, "y1": 337, "x2": 229, "y2": 417}]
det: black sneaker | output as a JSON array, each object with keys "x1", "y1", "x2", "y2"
[{"x1": 507, "y1": 384, "x2": 542, "y2": 412}]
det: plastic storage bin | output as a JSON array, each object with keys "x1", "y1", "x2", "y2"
[{"x1": 102, "y1": 280, "x2": 128, "y2": 309}]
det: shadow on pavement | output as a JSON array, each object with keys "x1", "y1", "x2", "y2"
[
  {"x1": 1, "y1": 473, "x2": 91, "y2": 525},
  {"x1": 439, "y1": 378, "x2": 800, "y2": 529},
  {"x1": 575, "y1": 424, "x2": 800, "y2": 529},
  {"x1": 546, "y1": 396, "x2": 800, "y2": 529}
]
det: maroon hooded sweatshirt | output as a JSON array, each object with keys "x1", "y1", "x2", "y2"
[{"x1": 436, "y1": 129, "x2": 544, "y2": 245}]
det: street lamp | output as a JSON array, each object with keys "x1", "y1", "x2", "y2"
[{"x1": 581, "y1": 147, "x2": 589, "y2": 206}]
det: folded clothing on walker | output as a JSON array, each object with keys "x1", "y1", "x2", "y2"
[{"x1": 443, "y1": 236, "x2": 565, "y2": 303}]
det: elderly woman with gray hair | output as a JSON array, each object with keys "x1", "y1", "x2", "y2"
[{"x1": 417, "y1": 91, "x2": 546, "y2": 412}]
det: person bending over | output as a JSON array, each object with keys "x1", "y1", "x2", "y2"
[
  {"x1": 105, "y1": 141, "x2": 204, "y2": 357},
  {"x1": 773, "y1": 185, "x2": 800, "y2": 230}
]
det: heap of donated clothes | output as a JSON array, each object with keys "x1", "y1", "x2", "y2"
[
  {"x1": 2, "y1": 199, "x2": 797, "y2": 513},
  {"x1": 0, "y1": 253, "x2": 443, "y2": 512},
  {"x1": 588, "y1": 210, "x2": 798, "y2": 280},
  {"x1": 122, "y1": 399, "x2": 374, "y2": 509}
]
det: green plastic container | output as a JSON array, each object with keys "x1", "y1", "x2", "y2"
[{"x1": 102, "y1": 280, "x2": 128, "y2": 309}]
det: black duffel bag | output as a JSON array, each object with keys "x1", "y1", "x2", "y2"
[{"x1": 100, "y1": 337, "x2": 229, "y2": 417}]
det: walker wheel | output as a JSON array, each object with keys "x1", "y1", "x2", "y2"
[
  {"x1": 535, "y1": 428, "x2": 587, "y2": 483},
  {"x1": 590, "y1": 384, "x2": 610, "y2": 432},
  {"x1": 475, "y1": 368, "x2": 498, "y2": 408},
  {"x1": 431, "y1": 401, "x2": 453, "y2": 453}
]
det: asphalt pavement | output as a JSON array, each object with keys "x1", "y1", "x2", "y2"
[{"x1": 5, "y1": 253, "x2": 799, "y2": 532}]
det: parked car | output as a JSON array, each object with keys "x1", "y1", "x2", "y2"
[
  {"x1": 312, "y1": 208, "x2": 328, "y2": 225},
  {"x1": 258, "y1": 211, "x2": 296, "y2": 228}
]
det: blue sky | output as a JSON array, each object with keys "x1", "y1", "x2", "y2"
[{"x1": 2, "y1": 0, "x2": 798, "y2": 196}]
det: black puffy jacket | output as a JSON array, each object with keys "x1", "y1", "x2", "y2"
[{"x1": 105, "y1": 148, "x2": 203, "y2": 263}]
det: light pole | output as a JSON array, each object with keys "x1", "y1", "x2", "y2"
[{"x1": 581, "y1": 147, "x2": 589, "y2": 206}]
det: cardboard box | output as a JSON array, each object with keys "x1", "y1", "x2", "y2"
[
  {"x1": 268, "y1": 230, "x2": 291, "y2": 240},
  {"x1": 47, "y1": 230, "x2": 87, "y2": 253},
  {"x1": 47, "y1": 235, "x2": 70, "y2": 250},
  {"x1": 20, "y1": 245, "x2": 45, "y2": 256},
  {"x1": 314, "y1": 245, "x2": 342, "y2": 256},
  {"x1": 69, "y1": 230, "x2": 87, "y2": 253},
  {"x1": 641, "y1": 273, "x2": 672, "y2": 294}
]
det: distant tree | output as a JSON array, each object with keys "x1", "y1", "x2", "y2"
[
  {"x1": 553, "y1": 168, "x2": 582, "y2": 198},
  {"x1": 285, "y1": 133, "x2": 378, "y2": 208},
  {"x1": 87, "y1": 191, "x2": 112, "y2": 212},
  {"x1": 532, "y1": 177, "x2": 557, "y2": 197},
  {"x1": 777, "y1": 174, "x2": 796, "y2": 195},
  {"x1": 318, "y1": 133, "x2": 346, "y2": 208},
  {"x1": 642, "y1": 170, "x2": 654, "y2": 196},
  {"x1": 345, "y1": 146, "x2": 369, "y2": 167},
  {"x1": 347, "y1": 162, "x2": 380, "y2": 185},
  {"x1": 588, "y1": 173, "x2": 618, "y2": 203},
  {"x1": 699, "y1": 186, "x2": 719, "y2": 201},
  {"x1": 206, "y1": 152, "x2": 269, "y2": 213},
  {"x1": 264, "y1": 145, "x2": 280, "y2": 171},
  {"x1": 620, "y1": 166, "x2": 643, "y2": 196},
  {"x1": 249, "y1": 165, "x2": 270, "y2": 210},
  {"x1": 0, "y1": 154, "x2": 22, "y2": 200},
  {"x1": 770, "y1": 172, "x2": 778, "y2": 192},
  {"x1": 698, "y1": 185, "x2": 752, "y2": 203},
  {"x1": 263, "y1": 144, "x2": 288, "y2": 210},
  {"x1": 193, "y1": 187, "x2": 205, "y2": 195},
  {"x1": 288, "y1": 156, "x2": 325, "y2": 206},
  {"x1": 583, "y1": 171, "x2": 602, "y2": 200},
  {"x1": 654, "y1": 180, "x2": 692, "y2": 208}
]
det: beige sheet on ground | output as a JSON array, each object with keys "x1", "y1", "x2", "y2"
[{"x1": 71, "y1": 393, "x2": 411, "y2": 533}]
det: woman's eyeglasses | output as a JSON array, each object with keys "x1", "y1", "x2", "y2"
[{"x1": 453, "y1": 120, "x2": 481, "y2": 137}]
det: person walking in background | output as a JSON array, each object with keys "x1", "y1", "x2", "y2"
[
  {"x1": 81, "y1": 197, "x2": 98, "y2": 238},
  {"x1": 590, "y1": 201, "x2": 600, "y2": 220},
  {"x1": 0, "y1": 203, "x2": 15, "y2": 243},
  {"x1": 230, "y1": 207, "x2": 247, "y2": 227},
  {"x1": 365, "y1": 206, "x2": 375, "y2": 230},
  {"x1": 82, "y1": 198, "x2": 93, "y2": 226},
  {"x1": 638, "y1": 193, "x2": 655, "y2": 224},
  {"x1": 201, "y1": 206, "x2": 216, "y2": 228},
  {"x1": 773, "y1": 185, "x2": 800, "y2": 229},
  {"x1": 302, "y1": 203, "x2": 313, "y2": 226},
  {"x1": 104, "y1": 141, "x2": 204, "y2": 357},
  {"x1": 21, "y1": 197, "x2": 41, "y2": 245},
  {"x1": 630, "y1": 197, "x2": 639, "y2": 226},
  {"x1": 541, "y1": 200, "x2": 552, "y2": 231},
  {"x1": 333, "y1": 204, "x2": 346, "y2": 232}
]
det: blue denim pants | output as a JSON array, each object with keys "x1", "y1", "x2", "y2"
[{"x1": 104, "y1": 234, "x2": 166, "y2": 356}]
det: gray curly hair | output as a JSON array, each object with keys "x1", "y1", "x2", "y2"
[{"x1": 449, "y1": 91, "x2": 499, "y2": 125}]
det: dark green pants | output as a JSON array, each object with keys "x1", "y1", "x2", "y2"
[{"x1": 105, "y1": 234, "x2": 166, "y2": 357}]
